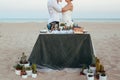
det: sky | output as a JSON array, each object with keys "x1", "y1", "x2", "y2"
[{"x1": 0, "y1": 0, "x2": 120, "y2": 19}]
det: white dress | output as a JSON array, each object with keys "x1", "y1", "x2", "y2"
[{"x1": 62, "y1": 10, "x2": 73, "y2": 26}]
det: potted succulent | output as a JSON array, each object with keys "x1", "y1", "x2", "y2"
[
  {"x1": 89, "y1": 64, "x2": 96, "y2": 74},
  {"x1": 22, "y1": 72, "x2": 27, "y2": 79},
  {"x1": 21, "y1": 66, "x2": 28, "y2": 79},
  {"x1": 25, "y1": 66, "x2": 32, "y2": 76},
  {"x1": 14, "y1": 64, "x2": 23, "y2": 75},
  {"x1": 59, "y1": 23, "x2": 65, "y2": 30},
  {"x1": 73, "y1": 23, "x2": 78, "y2": 27},
  {"x1": 32, "y1": 64, "x2": 37, "y2": 78},
  {"x1": 19, "y1": 52, "x2": 29, "y2": 67},
  {"x1": 95, "y1": 72, "x2": 100, "y2": 80},
  {"x1": 99, "y1": 65, "x2": 107, "y2": 80},
  {"x1": 100, "y1": 72, "x2": 107, "y2": 80},
  {"x1": 80, "y1": 64, "x2": 88, "y2": 75},
  {"x1": 99, "y1": 64, "x2": 106, "y2": 73},
  {"x1": 87, "y1": 74, "x2": 94, "y2": 80},
  {"x1": 87, "y1": 69, "x2": 94, "y2": 79}
]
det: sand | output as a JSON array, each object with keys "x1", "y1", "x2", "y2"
[{"x1": 0, "y1": 22, "x2": 120, "y2": 80}]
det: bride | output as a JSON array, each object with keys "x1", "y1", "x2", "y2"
[{"x1": 60, "y1": 0, "x2": 73, "y2": 26}]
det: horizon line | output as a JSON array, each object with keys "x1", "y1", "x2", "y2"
[{"x1": 0, "y1": 18, "x2": 120, "y2": 20}]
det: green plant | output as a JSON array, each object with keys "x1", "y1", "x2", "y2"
[
  {"x1": 60, "y1": 23, "x2": 65, "y2": 26},
  {"x1": 73, "y1": 23, "x2": 78, "y2": 27},
  {"x1": 101, "y1": 72, "x2": 106, "y2": 76},
  {"x1": 32, "y1": 64, "x2": 37, "y2": 73},
  {"x1": 82, "y1": 64, "x2": 87, "y2": 70},
  {"x1": 14, "y1": 64, "x2": 23, "y2": 70},
  {"x1": 90, "y1": 63, "x2": 96, "y2": 67},
  {"x1": 32, "y1": 70, "x2": 37, "y2": 74},
  {"x1": 25, "y1": 66, "x2": 32, "y2": 70},
  {"x1": 88, "y1": 69, "x2": 93, "y2": 73},
  {"x1": 100, "y1": 64, "x2": 105, "y2": 73},
  {"x1": 80, "y1": 64, "x2": 87, "y2": 75},
  {"x1": 88, "y1": 74, "x2": 93, "y2": 77},
  {"x1": 20, "y1": 52, "x2": 28, "y2": 64},
  {"x1": 21, "y1": 66, "x2": 27, "y2": 75}
]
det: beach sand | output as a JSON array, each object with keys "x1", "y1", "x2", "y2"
[{"x1": 0, "y1": 22, "x2": 120, "y2": 80}]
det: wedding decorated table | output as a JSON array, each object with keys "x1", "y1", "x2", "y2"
[{"x1": 28, "y1": 34, "x2": 95, "y2": 69}]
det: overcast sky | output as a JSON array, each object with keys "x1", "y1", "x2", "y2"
[{"x1": 0, "y1": 0, "x2": 120, "y2": 19}]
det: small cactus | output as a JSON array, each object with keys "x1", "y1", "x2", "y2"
[{"x1": 32, "y1": 64, "x2": 37, "y2": 73}]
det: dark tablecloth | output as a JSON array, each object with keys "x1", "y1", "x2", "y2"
[{"x1": 28, "y1": 34, "x2": 95, "y2": 69}]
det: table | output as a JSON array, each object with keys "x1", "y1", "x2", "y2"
[{"x1": 28, "y1": 34, "x2": 95, "y2": 69}]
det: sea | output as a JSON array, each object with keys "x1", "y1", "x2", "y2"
[{"x1": 0, "y1": 18, "x2": 120, "y2": 23}]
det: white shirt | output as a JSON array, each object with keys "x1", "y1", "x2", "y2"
[{"x1": 47, "y1": 0, "x2": 62, "y2": 24}]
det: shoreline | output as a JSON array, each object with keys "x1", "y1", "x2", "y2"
[
  {"x1": 0, "y1": 20, "x2": 120, "y2": 23},
  {"x1": 0, "y1": 18, "x2": 120, "y2": 23}
]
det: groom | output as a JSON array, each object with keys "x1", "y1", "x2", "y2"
[{"x1": 47, "y1": 0, "x2": 70, "y2": 30}]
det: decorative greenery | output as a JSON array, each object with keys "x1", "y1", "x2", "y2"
[
  {"x1": 21, "y1": 66, "x2": 27, "y2": 75},
  {"x1": 96, "y1": 58, "x2": 101, "y2": 72},
  {"x1": 25, "y1": 66, "x2": 32, "y2": 70},
  {"x1": 60, "y1": 23, "x2": 65, "y2": 26},
  {"x1": 82, "y1": 64, "x2": 87, "y2": 69},
  {"x1": 101, "y1": 73, "x2": 106, "y2": 76},
  {"x1": 95, "y1": 73, "x2": 100, "y2": 79},
  {"x1": 80, "y1": 64, "x2": 87, "y2": 75},
  {"x1": 87, "y1": 69, "x2": 93, "y2": 73},
  {"x1": 32, "y1": 64, "x2": 37, "y2": 74},
  {"x1": 88, "y1": 74, "x2": 93, "y2": 77},
  {"x1": 90, "y1": 64, "x2": 96, "y2": 67},
  {"x1": 14, "y1": 64, "x2": 23, "y2": 70},
  {"x1": 20, "y1": 52, "x2": 28, "y2": 64},
  {"x1": 73, "y1": 23, "x2": 78, "y2": 27},
  {"x1": 100, "y1": 64, "x2": 105, "y2": 73}
]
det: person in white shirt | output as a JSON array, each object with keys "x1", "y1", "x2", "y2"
[
  {"x1": 47, "y1": 0, "x2": 71, "y2": 30},
  {"x1": 47, "y1": 0, "x2": 61, "y2": 30}
]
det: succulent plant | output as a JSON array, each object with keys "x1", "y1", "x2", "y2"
[
  {"x1": 87, "y1": 69, "x2": 93, "y2": 73},
  {"x1": 25, "y1": 66, "x2": 32, "y2": 70},
  {"x1": 101, "y1": 72, "x2": 106, "y2": 76},
  {"x1": 88, "y1": 74, "x2": 93, "y2": 77},
  {"x1": 60, "y1": 23, "x2": 65, "y2": 26},
  {"x1": 99, "y1": 64, "x2": 105, "y2": 73},
  {"x1": 20, "y1": 52, "x2": 28, "y2": 64},
  {"x1": 96, "y1": 58, "x2": 101, "y2": 72},
  {"x1": 32, "y1": 64, "x2": 37, "y2": 74},
  {"x1": 14, "y1": 64, "x2": 23, "y2": 70},
  {"x1": 73, "y1": 23, "x2": 78, "y2": 27},
  {"x1": 90, "y1": 63, "x2": 96, "y2": 67},
  {"x1": 80, "y1": 64, "x2": 87, "y2": 75},
  {"x1": 95, "y1": 72, "x2": 100, "y2": 79},
  {"x1": 21, "y1": 66, "x2": 27, "y2": 75}
]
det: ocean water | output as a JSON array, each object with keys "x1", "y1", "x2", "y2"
[{"x1": 0, "y1": 18, "x2": 120, "y2": 23}]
